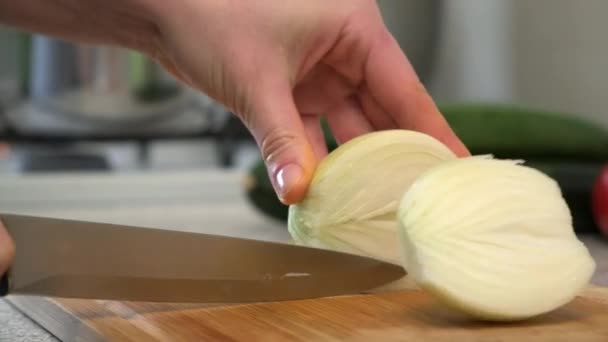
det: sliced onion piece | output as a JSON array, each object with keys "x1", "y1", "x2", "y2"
[
  {"x1": 398, "y1": 157, "x2": 596, "y2": 320},
  {"x1": 288, "y1": 130, "x2": 457, "y2": 287}
]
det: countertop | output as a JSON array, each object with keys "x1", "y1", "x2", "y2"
[{"x1": 0, "y1": 169, "x2": 606, "y2": 341}]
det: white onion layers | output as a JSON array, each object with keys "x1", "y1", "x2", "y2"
[
  {"x1": 288, "y1": 129, "x2": 595, "y2": 321},
  {"x1": 288, "y1": 130, "x2": 457, "y2": 271},
  {"x1": 398, "y1": 157, "x2": 596, "y2": 320}
]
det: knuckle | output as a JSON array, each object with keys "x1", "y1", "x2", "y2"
[{"x1": 260, "y1": 128, "x2": 299, "y2": 166}]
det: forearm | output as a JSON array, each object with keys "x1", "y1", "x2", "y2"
[{"x1": 0, "y1": 0, "x2": 163, "y2": 54}]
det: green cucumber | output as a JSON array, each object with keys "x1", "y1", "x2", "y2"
[
  {"x1": 244, "y1": 103, "x2": 608, "y2": 232},
  {"x1": 441, "y1": 103, "x2": 608, "y2": 161}
]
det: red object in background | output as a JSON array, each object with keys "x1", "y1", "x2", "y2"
[{"x1": 592, "y1": 165, "x2": 608, "y2": 237}]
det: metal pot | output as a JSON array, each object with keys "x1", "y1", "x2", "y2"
[
  {"x1": 2, "y1": 1, "x2": 441, "y2": 137},
  {"x1": 5, "y1": 34, "x2": 218, "y2": 137}
]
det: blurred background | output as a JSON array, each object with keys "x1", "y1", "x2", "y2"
[
  {"x1": 0, "y1": 0, "x2": 606, "y2": 240},
  {"x1": 1, "y1": 2, "x2": 608, "y2": 339}
]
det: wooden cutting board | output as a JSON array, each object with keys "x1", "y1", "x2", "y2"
[{"x1": 7, "y1": 286, "x2": 608, "y2": 341}]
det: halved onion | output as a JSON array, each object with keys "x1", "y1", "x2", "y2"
[
  {"x1": 398, "y1": 157, "x2": 596, "y2": 320},
  {"x1": 288, "y1": 130, "x2": 457, "y2": 287}
]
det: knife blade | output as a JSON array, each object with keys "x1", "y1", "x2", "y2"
[{"x1": 0, "y1": 214, "x2": 405, "y2": 303}]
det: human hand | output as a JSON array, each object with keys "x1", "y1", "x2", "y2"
[
  {"x1": 0, "y1": 0, "x2": 469, "y2": 204},
  {"x1": 148, "y1": 0, "x2": 469, "y2": 203},
  {"x1": 0, "y1": 220, "x2": 15, "y2": 276}
]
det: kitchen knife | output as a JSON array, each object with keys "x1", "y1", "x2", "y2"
[{"x1": 0, "y1": 214, "x2": 405, "y2": 303}]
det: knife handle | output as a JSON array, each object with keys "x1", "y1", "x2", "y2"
[{"x1": 0, "y1": 272, "x2": 8, "y2": 296}]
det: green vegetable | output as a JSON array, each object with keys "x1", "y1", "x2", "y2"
[
  {"x1": 244, "y1": 104, "x2": 608, "y2": 225},
  {"x1": 441, "y1": 103, "x2": 608, "y2": 161}
]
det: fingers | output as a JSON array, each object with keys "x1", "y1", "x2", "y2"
[
  {"x1": 0, "y1": 220, "x2": 15, "y2": 275},
  {"x1": 325, "y1": 95, "x2": 373, "y2": 144},
  {"x1": 245, "y1": 78, "x2": 317, "y2": 205},
  {"x1": 364, "y1": 31, "x2": 470, "y2": 157}
]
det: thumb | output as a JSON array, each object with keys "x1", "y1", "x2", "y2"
[
  {"x1": 0, "y1": 220, "x2": 15, "y2": 276},
  {"x1": 243, "y1": 81, "x2": 316, "y2": 205}
]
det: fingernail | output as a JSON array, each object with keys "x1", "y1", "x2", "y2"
[{"x1": 275, "y1": 163, "x2": 303, "y2": 200}]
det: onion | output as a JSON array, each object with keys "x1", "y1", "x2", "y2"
[
  {"x1": 288, "y1": 130, "x2": 457, "y2": 287},
  {"x1": 288, "y1": 129, "x2": 594, "y2": 321},
  {"x1": 398, "y1": 157, "x2": 596, "y2": 320}
]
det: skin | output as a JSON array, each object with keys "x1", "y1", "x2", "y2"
[{"x1": 0, "y1": 0, "x2": 469, "y2": 274}]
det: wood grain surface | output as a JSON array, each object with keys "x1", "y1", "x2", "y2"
[
  {"x1": 3, "y1": 171, "x2": 608, "y2": 341},
  {"x1": 8, "y1": 286, "x2": 608, "y2": 342}
]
